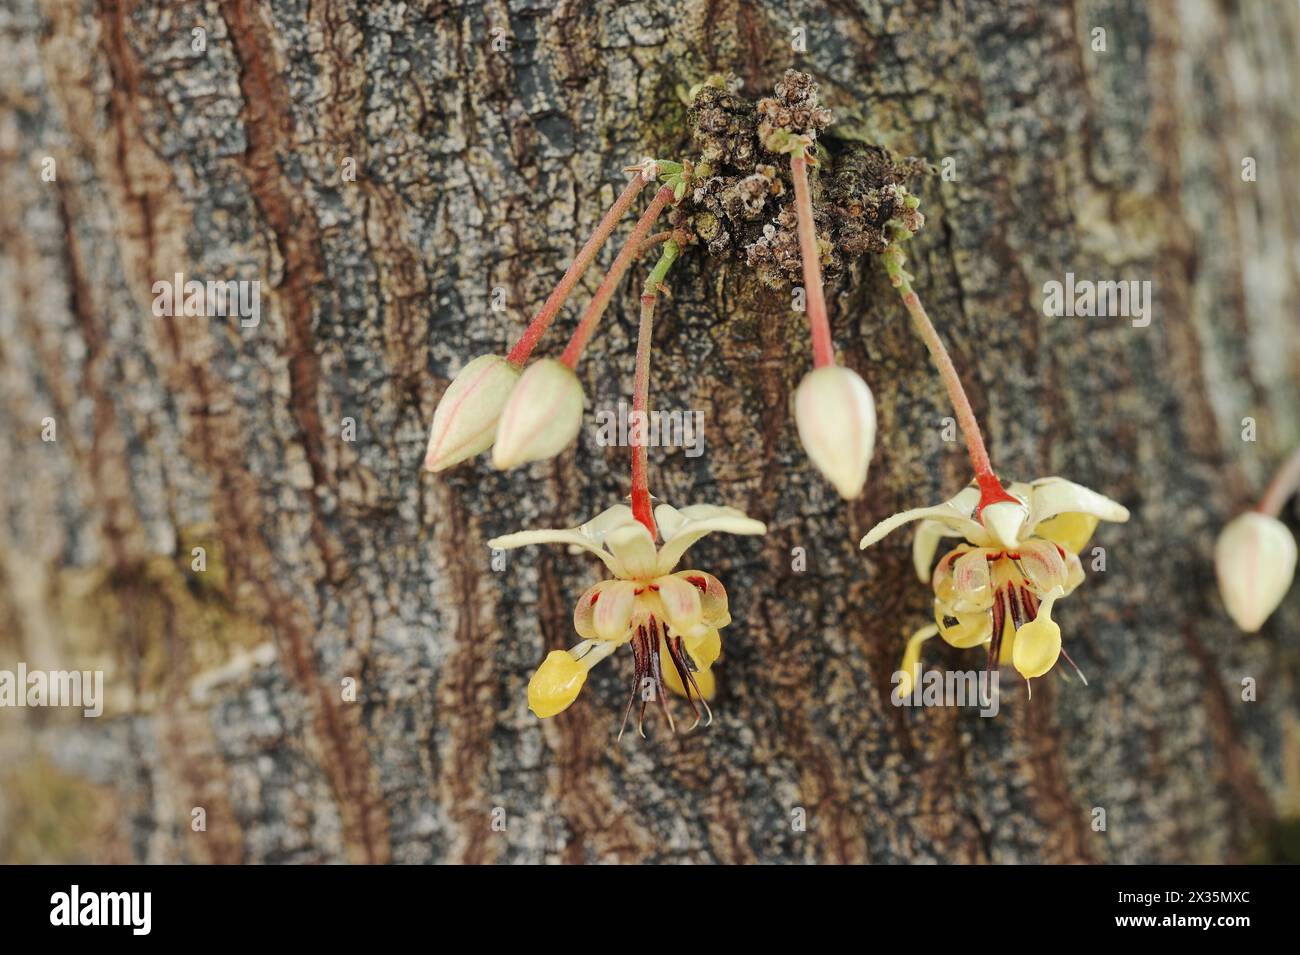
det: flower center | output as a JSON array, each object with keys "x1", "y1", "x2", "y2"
[
  {"x1": 977, "y1": 553, "x2": 1087, "y2": 685},
  {"x1": 618, "y1": 616, "x2": 712, "y2": 739}
]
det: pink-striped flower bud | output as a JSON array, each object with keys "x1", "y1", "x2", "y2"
[
  {"x1": 1215, "y1": 512, "x2": 1297, "y2": 632},
  {"x1": 492, "y1": 358, "x2": 585, "y2": 469},
  {"x1": 793, "y1": 365, "x2": 876, "y2": 500},
  {"x1": 423, "y1": 355, "x2": 521, "y2": 472}
]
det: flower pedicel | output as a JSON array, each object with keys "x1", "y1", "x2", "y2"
[
  {"x1": 861, "y1": 215, "x2": 1129, "y2": 694},
  {"x1": 761, "y1": 86, "x2": 882, "y2": 501},
  {"x1": 489, "y1": 245, "x2": 765, "y2": 734},
  {"x1": 423, "y1": 161, "x2": 673, "y2": 472}
]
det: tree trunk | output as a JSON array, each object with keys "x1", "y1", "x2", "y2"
[{"x1": 2, "y1": 0, "x2": 1298, "y2": 864}]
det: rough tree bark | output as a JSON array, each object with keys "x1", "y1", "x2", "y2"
[{"x1": 1, "y1": 0, "x2": 1298, "y2": 864}]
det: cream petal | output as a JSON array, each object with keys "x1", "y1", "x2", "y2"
[
  {"x1": 592, "y1": 579, "x2": 638, "y2": 640},
  {"x1": 653, "y1": 509, "x2": 766, "y2": 576},
  {"x1": 652, "y1": 503, "x2": 690, "y2": 540},
  {"x1": 1025, "y1": 477, "x2": 1129, "y2": 533},
  {"x1": 895, "y1": 624, "x2": 939, "y2": 699},
  {"x1": 912, "y1": 520, "x2": 949, "y2": 582},
  {"x1": 1018, "y1": 539, "x2": 1069, "y2": 594},
  {"x1": 578, "y1": 504, "x2": 638, "y2": 544},
  {"x1": 1003, "y1": 481, "x2": 1035, "y2": 504},
  {"x1": 487, "y1": 528, "x2": 621, "y2": 575},
  {"x1": 951, "y1": 549, "x2": 994, "y2": 611},
  {"x1": 655, "y1": 574, "x2": 704, "y2": 637},
  {"x1": 574, "y1": 580, "x2": 620, "y2": 640},
  {"x1": 980, "y1": 499, "x2": 1029, "y2": 549},
  {"x1": 681, "y1": 627, "x2": 722, "y2": 668},
  {"x1": 605, "y1": 522, "x2": 659, "y2": 579},
  {"x1": 658, "y1": 503, "x2": 765, "y2": 539},
  {"x1": 860, "y1": 486, "x2": 985, "y2": 550},
  {"x1": 935, "y1": 602, "x2": 992, "y2": 648},
  {"x1": 671, "y1": 570, "x2": 731, "y2": 628}
]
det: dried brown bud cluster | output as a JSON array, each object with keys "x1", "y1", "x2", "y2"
[
  {"x1": 755, "y1": 69, "x2": 833, "y2": 149},
  {"x1": 826, "y1": 144, "x2": 927, "y2": 257},
  {"x1": 682, "y1": 69, "x2": 927, "y2": 288}
]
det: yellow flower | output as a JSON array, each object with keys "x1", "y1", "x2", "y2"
[
  {"x1": 490, "y1": 501, "x2": 765, "y2": 735},
  {"x1": 862, "y1": 476, "x2": 1129, "y2": 691}
]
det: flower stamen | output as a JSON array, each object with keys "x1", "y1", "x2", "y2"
[
  {"x1": 619, "y1": 620, "x2": 676, "y2": 739},
  {"x1": 614, "y1": 617, "x2": 718, "y2": 738},
  {"x1": 648, "y1": 620, "x2": 676, "y2": 735},
  {"x1": 663, "y1": 630, "x2": 714, "y2": 731},
  {"x1": 1058, "y1": 644, "x2": 1089, "y2": 686},
  {"x1": 988, "y1": 586, "x2": 1008, "y2": 677}
]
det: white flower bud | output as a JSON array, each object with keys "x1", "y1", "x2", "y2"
[
  {"x1": 492, "y1": 358, "x2": 585, "y2": 469},
  {"x1": 423, "y1": 355, "x2": 521, "y2": 472},
  {"x1": 1215, "y1": 511, "x2": 1297, "y2": 632},
  {"x1": 793, "y1": 365, "x2": 876, "y2": 500}
]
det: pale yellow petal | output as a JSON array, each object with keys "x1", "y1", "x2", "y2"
[
  {"x1": 655, "y1": 573, "x2": 704, "y2": 637},
  {"x1": 592, "y1": 580, "x2": 638, "y2": 640},
  {"x1": 1033, "y1": 512, "x2": 1100, "y2": 555},
  {"x1": 605, "y1": 522, "x2": 659, "y2": 579},
  {"x1": 487, "y1": 528, "x2": 621, "y2": 575},
  {"x1": 527, "y1": 650, "x2": 588, "y2": 718},
  {"x1": 1012, "y1": 587, "x2": 1064, "y2": 680},
  {"x1": 935, "y1": 602, "x2": 992, "y2": 648},
  {"x1": 895, "y1": 624, "x2": 938, "y2": 698},
  {"x1": 860, "y1": 486, "x2": 985, "y2": 550},
  {"x1": 681, "y1": 628, "x2": 722, "y2": 668}
]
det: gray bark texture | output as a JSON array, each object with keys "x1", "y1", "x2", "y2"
[{"x1": 1, "y1": 0, "x2": 1299, "y2": 864}]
